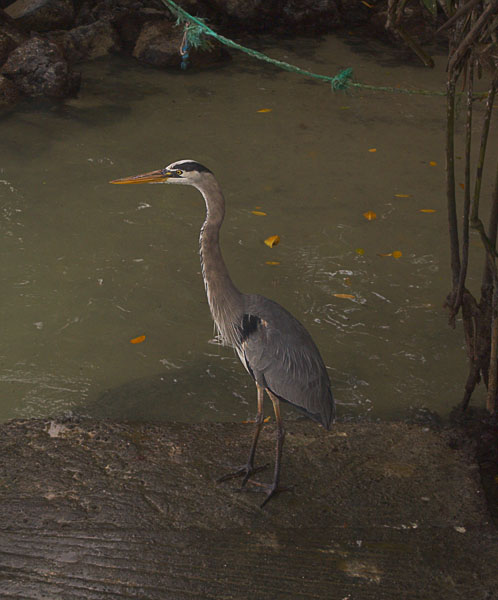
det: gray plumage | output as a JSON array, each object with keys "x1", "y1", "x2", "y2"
[
  {"x1": 110, "y1": 159, "x2": 335, "y2": 506},
  {"x1": 240, "y1": 294, "x2": 334, "y2": 429}
]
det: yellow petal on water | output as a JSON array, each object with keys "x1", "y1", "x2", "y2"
[
  {"x1": 252, "y1": 210, "x2": 267, "y2": 216},
  {"x1": 333, "y1": 293, "x2": 355, "y2": 300},
  {"x1": 394, "y1": 193, "x2": 411, "y2": 198},
  {"x1": 356, "y1": 248, "x2": 365, "y2": 255},
  {"x1": 377, "y1": 252, "x2": 393, "y2": 257},
  {"x1": 429, "y1": 161, "x2": 437, "y2": 166},
  {"x1": 363, "y1": 210, "x2": 377, "y2": 221},
  {"x1": 130, "y1": 335, "x2": 146, "y2": 344},
  {"x1": 361, "y1": 1, "x2": 373, "y2": 7},
  {"x1": 419, "y1": 209, "x2": 436, "y2": 213},
  {"x1": 459, "y1": 183, "x2": 465, "y2": 190},
  {"x1": 264, "y1": 416, "x2": 271, "y2": 423},
  {"x1": 265, "y1": 261, "x2": 280, "y2": 265},
  {"x1": 368, "y1": 148, "x2": 377, "y2": 153},
  {"x1": 392, "y1": 250, "x2": 402, "y2": 259},
  {"x1": 264, "y1": 235, "x2": 280, "y2": 248},
  {"x1": 257, "y1": 108, "x2": 272, "y2": 113}
]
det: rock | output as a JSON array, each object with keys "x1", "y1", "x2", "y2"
[
  {"x1": 48, "y1": 19, "x2": 120, "y2": 63},
  {"x1": 211, "y1": 0, "x2": 267, "y2": 21},
  {"x1": 133, "y1": 19, "x2": 228, "y2": 69},
  {"x1": 204, "y1": 0, "x2": 344, "y2": 31},
  {"x1": 132, "y1": 20, "x2": 179, "y2": 68},
  {"x1": 0, "y1": 27, "x2": 20, "y2": 63},
  {"x1": 337, "y1": 0, "x2": 373, "y2": 26},
  {"x1": 2, "y1": 36, "x2": 80, "y2": 97},
  {"x1": 0, "y1": 9, "x2": 26, "y2": 62},
  {"x1": 0, "y1": 73, "x2": 20, "y2": 105},
  {"x1": 5, "y1": 0, "x2": 75, "y2": 33},
  {"x1": 114, "y1": 7, "x2": 172, "y2": 54},
  {"x1": 75, "y1": 0, "x2": 161, "y2": 27},
  {"x1": 208, "y1": 0, "x2": 278, "y2": 31},
  {"x1": 281, "y1": 0, "x2": 342, "y2": 31}
]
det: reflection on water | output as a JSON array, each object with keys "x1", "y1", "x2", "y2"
[{"x1": 1, "y1": 34, "x2": 496, "y2": 423}]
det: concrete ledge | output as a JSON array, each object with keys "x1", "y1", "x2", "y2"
[{"x1": 0, "y1": 417, "x2": 496, "y2": 598}]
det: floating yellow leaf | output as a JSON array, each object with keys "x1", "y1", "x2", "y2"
[
  {"x1": 130, "y1": 335, "x2": 146, "y2": 344},
  {"x1": 420, "y1": 209, "x2": 436, "y2": 213},
  {"x1": 265, "y1": 261, "x2": 280, "y2": 265},
  {"x1": 459, "y1": 183, "x2": 465, "y2": 190},
  {"x1": 264, "y1": 235, "x2": 280, "y2": 248},
  {"x1": 363, "y1": 210, "x2": 377, "y2": 221},
  {"x1": 361, "y1": 0, "x2": 373, "y2": 7},
  {"x1": 252, "y1": 210, "x2": 267, "y2": 216},
  {"x1": 243, "y1": 416, "x2": 272, "y2": 424},
  {"x1": 257, "y1": 108, "x2": 272, "y2": 113},
  {"x1": 395, "y1": 193, "x2": 411, "y2": 198},
  {"x1": 356, "y1": 248, "x2": 365, "y2": 255},
  {"x1": 333, "y1": 293, "x2": 355, "y2": 300},
  {"x1": 368, "y1": 148, "x2": 377, "y2": 153},
  {"x1": 429, "y1": 161, "x2": 437, "y2": 166},
  {"x1": 378, "y1": 250, "x2": 402, "y2": 259}
]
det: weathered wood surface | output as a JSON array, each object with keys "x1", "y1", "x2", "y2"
[{"x1": 0, "y1": 417, "x2": 496, "y2": 599}]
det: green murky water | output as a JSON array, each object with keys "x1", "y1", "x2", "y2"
[{"x1": 1, "y1": 33, "x2": 496, "y2": 423}]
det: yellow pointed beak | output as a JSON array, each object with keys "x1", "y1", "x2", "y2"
[{"x1": 109, "y1": 169, "x2": 171, "y2": 184}]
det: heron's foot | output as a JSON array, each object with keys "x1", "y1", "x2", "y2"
[
  {"x1": 217, "y1": 463, "x2": 269, "y2": 486},
  {"x1": 245, "y1": 479, "x2": 294, "y2": 508}
]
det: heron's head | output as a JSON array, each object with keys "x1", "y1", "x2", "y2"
[{"x1": 110, "y1": 160, "x2": 212, "y2": 188}]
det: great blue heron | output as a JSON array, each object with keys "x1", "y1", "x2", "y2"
[{"x1": 110, "y1": 160, "x2": 335, "y2": 506}]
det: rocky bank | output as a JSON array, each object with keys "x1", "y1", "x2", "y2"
[{"x1": 0, "y1": 0, "x2": 434, "y2": 108}]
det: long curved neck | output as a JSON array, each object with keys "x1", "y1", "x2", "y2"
[{"x1": 195, "y1": 174, "x2": 244, "y2": 346}]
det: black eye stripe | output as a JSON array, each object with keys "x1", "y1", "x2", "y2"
[{"x1": 169, "y1": 161, "x2": 212, "y2": 174}]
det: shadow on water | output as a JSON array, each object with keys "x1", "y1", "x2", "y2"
[{"x1": 86, "y1": 361, "x2": 253, "y2": 423}]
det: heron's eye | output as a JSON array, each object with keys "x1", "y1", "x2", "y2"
[{"x1": 176, "y1": 170, "x2": 183, "y2": 176}]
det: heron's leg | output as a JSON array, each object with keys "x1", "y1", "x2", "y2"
[
  {"x1": 240, "y1": 383, "x2": 265, "y2": 486},
  {"x1": 217, "y1": 383, "x2": 268, "y2": 484},
  {"x1": 260, "y1": 390, "x2": 286, "y2": 507},
  {"x1": 247, "y1": 389, "x2": 291, "y2": 507}
]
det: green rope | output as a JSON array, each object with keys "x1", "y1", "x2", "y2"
[{"x1": 161, "y1": 0, "x2": 481, "y2": 98}]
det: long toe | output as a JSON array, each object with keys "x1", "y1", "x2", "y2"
[
  {"x1": 245, "y1": 480, "x2": 294, "y2": 507},
  {"x1": 260, "y1": 485, "x2": 280, "y2": 508},
  {"x1": 241, "y1": 464, "x2": 268, "y2": 487},
  {"x1": 217, "y1": 463, "x2": 269, "y2": 484}
]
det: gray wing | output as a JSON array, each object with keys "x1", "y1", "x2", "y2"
[{"x1": 240, "y1": 294, "x2": 335, "y2": 429}]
